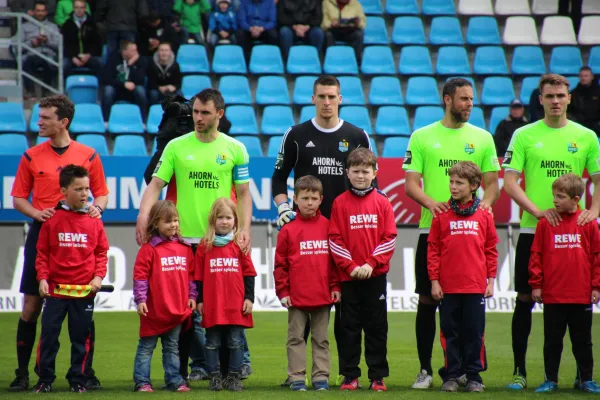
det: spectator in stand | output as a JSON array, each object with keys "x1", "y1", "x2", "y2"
[
  {"x1": 528, "y1": 88, "x2": 544, "y2": 123},
  {"x1": 278, "y1": 0, "x2": 323, "y2": 61},
  {"x1": 559, "y1": 0, "x2": 582, "y2": 34},
  {"x1": 210, "y1": 0, "x2": 239, "y2": 9},
  {"x1": 101, "y1": 40, "x2": 148, "y2": 120},
  {"x1": 95, "y1": 0, "x2": 148, "y2": 57},
  {"x1": 61, "y1": 0, "x2": 103, "y2": 78},
  {"x1": 138, "y1": 11, "x2": 181, "y2": 58},
  {"x1": 236, "y1": 0, "x2": 278, "y2": 61},
  {"x1": 173, "y1": 0, "x2": 211, "y2": 44},
  {"x1": 208, "y1": 0, "x2": 237, "y2": 47},
  {"x1": 21, "y1": 1, "x2": 60, "y2": 97},
  {"x1": 568, "y1": 67, "x2": 600, "y2": 136},
  {"x1": 54, "y1": 0, "x2": 91, "y2": 26},
  {"x1": 148, "y1": 42, "x2": 182, "y2": 105},
  {"x1": 11, "y1": 0, "x2": 57, "y2": 17},
  {"x1": 147, "y1": 0, "x2": 175, "y2": 22},
  {"x1": 494, "y1": 100, "x2": 529, "y2": 157},
  {"x1": 322, "y1": 0, "x2": 366, "y2": 64}
]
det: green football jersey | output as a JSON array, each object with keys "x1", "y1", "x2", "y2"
[
  {"x1": 502, "y1": 120, "x2": 600, "y2": 230},
  {"x1": 154, "y1": 132, "x2": 250, "y2": 240},
  {"x1": 402, "y1": 121, "x2": 500, "y2": 229}
]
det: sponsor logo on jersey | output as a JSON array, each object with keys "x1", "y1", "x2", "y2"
[
  {"x1": 188, "y1": 171, "x2": 220, "y2": 189},
  {"x1": 349, "y1": 214, "x2": 378, "y2": 229},
  {"x1": 433, "y1": 142, "x2": 441, "y2": 149},
  {"x1": 554, "y1": 233, "x2": 582, "y2": 249},
  {"x1": 153, "y1": 161, "x2": 162, "y2": 173},
  {"x1": 275, "y1": 152, "x2": 284, "y2": 170},
  {"x1": 568, "y1": 142, "x2": 578, "y2": 154},
  {"x1": 299, "y1": 240, "x2": 329, "y2": 255},
  {"x1": 216, "y1": 154, "x2": 227, "y2": 165},
  {"x1": 160, "y1": 256, "x2": 188, "y2": 272},
  {"x1": 464, "y1": 143, "x2": 475, "y2": 154},
  {"x1": 503, "y1": 151, "x2": 512, "y2": 165},
  {"x1": 539, "y1": 160, "x2": 572, "y2": 178},
  {"x1": 449, "y1": 220, "x2": 479, "y2": 236},
  {"x1": 338, "y1": 139, "x2": 349, "y2": 152},
  {"x1": 312, "y1": 157, "x2": 344, "y2": 175},
  {"x1": 404, "y1": 150, "x2": 412, "y2": 165},
  {"x1": 209, "y1": 257, "x2": 240, "y2": 273},
  {"x1": 306, "y1": 141, "x2": 315, "y2": 147},
  {"x1": 58, "y1": 232, "x2": 88, "y2": 248},
  {"x1": 439, "y1": 159, "x2": 460, "y2": 176}
]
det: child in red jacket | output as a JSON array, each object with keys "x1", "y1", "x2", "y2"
[
  {"x1": 274, "y1": 175, "x2": 341, "y2": 392},
  {"x1": 195, "y1": 197, "x2": 256, "y2": 392},
  {"x1": 428, "y1": 161, "x2": 498, "y2": 393},
  {"x1": 529, "y1": 173, "x2": 600, "y2": 393},
  {"x1": 133, "y1": 200, "x2": 196, "y2": 392},
  {"x1": 329, "y1": 148, "x2": 397, "y2": 392},
  {"x1": 34, "y1": 165, "x2": 109, "y2": 393}
]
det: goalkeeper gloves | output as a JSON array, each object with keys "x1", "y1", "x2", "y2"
[{"x1": 277, "y1": 202, "x2": 296, "y2": 230}]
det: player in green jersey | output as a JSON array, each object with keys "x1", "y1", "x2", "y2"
[
  {"x1": 503, "y1": 74, "x2": 600, "y2": 391},
  {"x1": 402, "y1": 78, "x2": 501, "y2": 389}
]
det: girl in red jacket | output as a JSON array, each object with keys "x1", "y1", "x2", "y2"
[
  {"x1": 133, "y1": 200, "x2": 196, "y2": 393},
  {"x1": 195, "y1": 197, "x2": 257, "y2": 392}
]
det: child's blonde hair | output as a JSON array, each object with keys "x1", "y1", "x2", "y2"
[
  {"x1": 201, "y1": 197, "x2": 240, "y2": 251},
  {"x1": 552, "y1": 173, "x2": 585, "y2": 199},
  {"x1": 145, "y1": 200, "x2": 182, "y2": 242}
]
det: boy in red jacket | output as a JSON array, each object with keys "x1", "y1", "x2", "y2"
[
  {"x1": 529, "y1": 173, "x2": 600, "y2": 393},
  {"x1": 34, "y1": 165, "x2": 109, "y2": 393},
  {"x1": 274, "y1": 175, "x2": 341, "y2": 392},
  {"x1": 329, "y1": 148, "x2": 396, "y2": 392},
  {"x1": 428, "y1": 161, "x2": 498, "y2": 393}
]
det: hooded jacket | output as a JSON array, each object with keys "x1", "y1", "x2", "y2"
[
  {"x1": 237, "y1": 0, "x2": 276, "y2": 31},
  {"x1": 173, "y1": 0, "x2": 211, "y2": 34},
  {"x1": 148, "y1": 51, "x2": 182, "y2": 90},
  {"x1": 21, "y1": 18, "x2": 60, "y2": 59},
  {"x1": 209, "y1": 3, "x2": 238, "y2": 33},
  {"x1": 278, "y1": 0, "x2": 322, "y2": 27},
  {"x1": 102, "y1": 51, "x2": 147, "y2": 88}
]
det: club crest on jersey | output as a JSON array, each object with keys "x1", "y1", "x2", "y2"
[
  {"x1": 568, "y1": 142, "x2": 578, "y2": 154},
  {"x1": 338, "y1": 139, "x2": 349, "y2": 152},
  {"x1": 464, "y1": 143, "x2": 475, "y2": 154},
  {"x1": 216, "y1": 154, "x2": 227, "y2": 165}
]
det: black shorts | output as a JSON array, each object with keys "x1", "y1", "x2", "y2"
[
  {"x1": 20, "y1": 221, "x2": 43, "y2": 296},
  {"x1": 415, "y1": 233, "x2": 431, "y2": 295},
  {"x1": 514, "y1": 233, "x2": 535, "y2": 294}
]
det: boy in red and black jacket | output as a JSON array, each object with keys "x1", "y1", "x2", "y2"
[
  {"x1": 529, "y1": 173, "x2": 600, "y2": 393},
  {"x1": 428, "y1": 161, "x2": 498, "y2": 393},
  {"x1": 34, "y1": 165, "x2": 109, "y2": 393},
  {"x1": 274, "y1": 175, "x2": 341, "y2": 392},
  {"x1": 329, "y1": 148, "x2": 396, "y2": 392}
]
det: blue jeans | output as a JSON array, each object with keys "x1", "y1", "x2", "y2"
[
  {"x1": 205, "y1": 326, "x2": 245, "y2": 374},
  {"x1": 189, "y1": 311, "x2": 207, "y2": 372},
  {"x1": 102, "y1": 84, "x2": 148, "y2": 120},
  {"x1": 106, "y1": 31, "x2": 136, "y2": 58},
  {"x1": 133, "y1": 324, "x2": 184, "y2": 390},
  {"x1": 279, "y1": 26, "x2": 324, "y2": 60}
]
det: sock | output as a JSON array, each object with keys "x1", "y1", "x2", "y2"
[
  {"x1": 511, "y1": 299, "x2": 534, "y2": 377},
  {"x1": 416, "y1": 302, "x2": 438, "y2": 375},
  {"x1": 16, "y1": 318, "x2": 37, "y2": 375}
]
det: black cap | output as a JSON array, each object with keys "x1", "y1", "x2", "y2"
[{"x1": 510, "y1": 99, "x2": 523, "y2": 107}]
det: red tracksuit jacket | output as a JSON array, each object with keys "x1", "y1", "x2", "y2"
[
  {"x1": 529, "y1": 209, "x2": 600, "y2": 304},
  {"x1": 195, "y1": 241, "x2": 257, "y2": 329},
  {"x1": 427, "y1": 203, "x2": 499, "y2": 294},
  {"x1": 274, "y1": 211, "x2": 341, "y2": 309},
  {"x1": 329, "y1": 190, "x2": 397, "y2": 282},
  {"x1": 36, "y1": 205, "x2": 109, "y2": 298},
  {"x1": 133, "y1": 237, "x2": 195, "y2": 337}
]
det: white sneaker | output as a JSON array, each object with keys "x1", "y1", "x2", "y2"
[{"x1": 412, "y1": 370, "x2": 433, "y2": 389}]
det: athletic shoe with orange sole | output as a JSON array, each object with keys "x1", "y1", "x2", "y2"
[
  {"x1": 340, "y1": 377, "x2": 359, "y2": 391},
  {"x1": 370, "y1": 379, "x2": 388, "y2": 392}
]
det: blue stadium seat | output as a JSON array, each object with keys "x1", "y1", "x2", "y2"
[
  {"x1": 520, "y1": 76, "x2": 539, "y2": 103},
  {"x1": 66, "y1": 75, "x2": 98, "y2": 104},
  {"x1": 445, "y1": 76, "x2": 479, "y2": 105},
  {"x1": 489, "y1": 107, "x2": 510, "y2": 133},
  {"x1": 429, "y1": 17, "x2": 464, "y2": 45},
  {"x1": 382, "y1": 137, "x2": 410, "y2": 157},
  {"x1": 29, "y1": 103, "x2": 40, "y2": 133},
  {"x1": 177, "y1": 44, "x2": 210, "y2": 74},
  {"x1": 36, "y1": 136, "x2": 49, "y2": 145},
  {"x1": 512, "y1": 46, "x2": 546, "y2": 75},
  {"x1": 369, "y1": 76, "x2": 403, "y2": 105},
  {"x1": 340, "y1": 106, "x2": 371, "y2": 132},
  {"x1": 256, "y1": 76, "x2": 290, "y2": 105},
  {"x1": 399, "y1": 46, "x2": 433, "y2": 75},
  {"x1": 293, "y1": 76, "x2": 318, "y2": 105},
  {"x1": 392, "y1": 17, "x2": 426, "y2": 45},
  {"x1": 361, "y1": 46, "x2": 395, "y2": 74},
  {"x1": 220, "y1": 75, "x2": 252, "y2": 105},
  {"x1": 324, "y1": 46, "x2": 358, "y2": 74},
  {"x1": 113, "y1": 135, "x2": 147, "y2": 156},
  {"x1": 287, "y1": 46, "x2": 321, "y2": 74},
  {"x1": 212, "y1": 45, "x2": 247, "y2": 74},
  {"x1": 422, "y1": 0, "x2": 456, "y2": 15},
  {"x1": 249, "y1": 45, "x2": 284, "y2": 74},
  {"x1": 370, "y1": 137, "x2": 379, "y2": 156},
  {"x1": 436, "y1": 46, "x2": 470, "y2": 75},
  {"x1": 375, "y1": 106, "x2": 410, "y2": 135},
  {"x1": 469, "y1": 107, "x2": 486, "y2": 130},
  {"x1": 108, "y1": 104, "x2": 144, "y2": 134},
  {"x1": 361, "y1": 0, "x2": 383, "y2": 14},
  {"x1": 338, "y1": 76, "x2": 365, "y2": 105},
  {"x1": 146, "y1": 105, "x2": 163, "y2": 134},
  {"x1": 589, "y1": 46, "x2": 600, "y2": 74},
  {"x1": 181, "y1": 75, "x2": 211, "y2": 99},
  {"x1": 0, "y1": 103, "x2": 26, "y2": 132},
  {"x1": 76, "y1": 134, "x2": 109, "y2": 156},
  {"x1": 481, "y1": 77, "x2": 515, "y2": 105},
  {"x1": 549, "y1": 46, "x2": 582, "y2": 75},
  {"x1": 70, "y1": 104, "x2": 105, "y2": 134},
  {"x1": 466, "y1": 17, "x2": 501, "y2": 45},
  {"x1": 236, "y1": 136, "x2": 263, "y2": 157},
  {"x1": 261, "y1": 106, "x2": 295, "y2": 135},
  {"x1": 267, "y1": 135, "x2": 283, "y2": 157},
  {"x1": 364, "y1": 16, "x2": 389, "y2": 44},
  {"x1": 226, "y1": 105, "x2": 259, "y2": 135},
  {"x1": 299, "y1": 106, "x2": 316, "y2": 123},
  {"x1": 0, "y1": 133, "x2": 28, "y2": 155},
  {"x1": 413, "y1": 106, "x2": 444, "y2": 130},
  {"x1": 473, "y1": 46, "x2": 509, "y2": 75},
  {"x1": 406, "y1": 77, "x2": 440, "y2": 105},
  {"x1": 386, "y1": 0, "x2": 419, "y2": 14}
]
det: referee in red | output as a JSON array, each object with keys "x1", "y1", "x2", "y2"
[{"x1": 9, "y1": 95, "x2": 109, "y2": 392}]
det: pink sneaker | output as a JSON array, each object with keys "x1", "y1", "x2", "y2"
[
  {"x1": 136, "y1": 384, "x2": 154, "y2": 392},
  {"x1": 176, "y1": 384, "x2": 191, "y2": 392}
]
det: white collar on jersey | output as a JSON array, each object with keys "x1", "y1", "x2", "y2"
[{"x1": 311, "y1": 118, "x2": 344, "y2": 133}]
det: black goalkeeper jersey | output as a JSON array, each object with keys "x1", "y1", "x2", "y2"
[{"x1": 271, "y1": 118, "x2": 372, "y2": 218}]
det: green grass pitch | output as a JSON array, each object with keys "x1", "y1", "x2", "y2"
[{"x1": 1, "y1": 312, "x2": 599, "y2": 398}]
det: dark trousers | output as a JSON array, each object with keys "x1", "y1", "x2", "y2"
[
  {"x1": 23, "y1": 55, "x2": 58, "y2": 92},
  {"x1": 339, "y1": 274, "x2": 388, "y2": 380},
  {"x1": 440, "y1": 294, "x2": 486, "y2": 383},
  {"x1": 559, "y1": 0, "x2": 583, "y2": 34},
  {"x1": 236, "y1": 28, "x2": 279, "y2": 61},
  {"x1": 35, "y1": 297, "x2": 94, "y2": 385},
  {"x1": 543, "y1": 304, "x2": 593, "y2": 383},
  {"x1": 325, "y1": 28, "x2": 364, "y2": 64}
]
